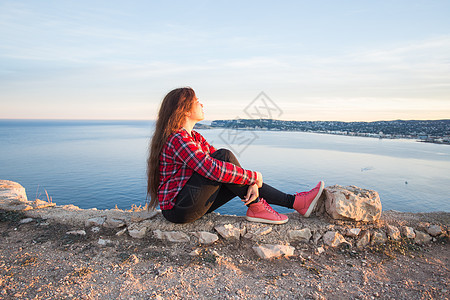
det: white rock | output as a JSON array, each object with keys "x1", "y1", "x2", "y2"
[
  {"x1": 91, "y1": 226, "x2": 101, "y2": 233},
  {"x1": 0, "y1": 180, "x2": 28, "y2": 202},
  {"x1": 128, "y1": 223, "x2": 148, "y2": 239},
  {"x1": 85, "y1": 217, "x2": 106, "y2": 227},
  {"x1": 346, "y1": 228, "x2": 361, "y2": 237},
  {"x1": 251, "y1": 226, "x2": 272, "y2": 236},
  {"x1": 130, "y1": 210, "x2": 159, "y2": 223},
  {"x1": 325, "y1": 185, "x2": 382, "y2": 222},
  {"x1": 243, "y1": 233, "x2": 253, "y2": 239},
  {"x1": 116, "y1": 228, "x2": 127, "y2": 236},
  {"x1": 371, "y1": 231, "x2": 387, "y2": 245},
  {"x1": 313, "y1": 231, "x2": 322, "y2": 244},
  {"x1": 414, "y1": 231, "x2": 432, "y2": 244},
  {"x1": 0, "y1": 181, "x2": 57, "y2": 211},
  {"x1": 401, "y1": 226, "x2": 416, "y2": 239},
  {"x1": 356, "y1": 231, "x2": 371, "y2": 248},
  {"x1": 215, "y1": 224, "x2": 241, "y2": 240},
  {"x1": 387, "y1": 225, "x2": 401, "y2": 240},
  {"x1": 191, "y1": 231, "x2": 219, "y2": 244},
  {"x1": 288, "y1": 228, "x2": 312, "y2": 242},
  {"x1": 427, "y1": 225, "x2": 442, "y2": 237},
  {"x1": 323, "y1": 231, "x2": 348, "y2": 247},
  {"x1": 316, "y1": 246, "x2": 325, "y2": 254},
  {"x1": 19, "y1": 218, "x2": 34, "y2": 224},
  {"x1": 103, "y1": 218, "x2": 125, "y2": 228},
  {"x1": 189, "y1": 249, "x2": 201, "y2": 256},
  {"x1": 252, "y1": 244, "x2": 295, "y2": 259},
  {"x1": 66, "y1": 230, "x2": 86, "y2": 236},
  {"x1": 154, "y1": 230, "x2": 190, "y2": 243},
  {"x1": 98, "y1": 238, "x2": 112, "y2": 246}
]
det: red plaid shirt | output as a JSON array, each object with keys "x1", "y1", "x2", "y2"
[{"x1": 158, "y1": 128, "x2": 257, "y2": 210}]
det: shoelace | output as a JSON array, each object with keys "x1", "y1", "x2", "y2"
[
  {"x1": 294, "y1": 187, "x2": 319, "y2": 210},
  {"x1": 260, "y1": 199, "x2": 281, "y2": 216},
  {"x1": 295, "y1": 186, "x2": 318, "y2": 197}
]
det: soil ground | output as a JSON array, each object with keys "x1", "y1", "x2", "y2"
[{"x1": 0, "y1": 210, "x2": 449, "y2": 300}]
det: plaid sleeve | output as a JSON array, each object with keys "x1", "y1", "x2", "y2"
[{"x1": 171, "y1": 132, "x2": 256, "y2": 185}]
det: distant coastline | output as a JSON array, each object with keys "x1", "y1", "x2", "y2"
[{"x1": 196, "y1": 118, "x2": 450, "y2": 145}]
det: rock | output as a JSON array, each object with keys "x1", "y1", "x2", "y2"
[
  {"x1": 0, "y1": 180, "x2": 28, "y2": 202},
  {"x1": 243, "y1": 233, "x2": 253, "y2": 239},
  {"x1": 27, "y1": 199, "x2": 56, "y2": 210},
  {"x1": 128, "y1": 223, "x2": 149, "y2": 239},
  {"x1": 323, "y1": 231, "x2": 348, "y2": 247},
  {"x1": 98, "y1": 238, "x2": 112, "y2": 246},
  {"x1": 130, "y1": 210, "x2": 159, "y2": 223},
  {"x1": 191, "y1": 231, "x2": 219, "y2": 244},
  {"x1": 127, "y1": 254, "x2": 139, "y2": 265},
  {"x1": 401, "y1": 226, "x2": 416, "y2": 239},
  {"x1": 85, "y1": 217, "x2": 106, "y2": 227},
  {"x1": 313, "y1": 231, "x2": 322, "y2": 244},
  {"x1": 0, "y1": 180, "x2": 57, "y2": 211},
  {"x1": 316, "y1": 246, "x2": 325, "y2": 254},
  {"x1": 345, "y1": 228, "x2": 361, "y2": 237},
  {"x1": 414, "y1": 231, "x2": 432, "y2": 244},
  {"x1": 189, "y1": 249, "x2": 201, "y2": 256},
  {"x1": 66, "y1": 230, "x2": 86, "y2": 236},
  {"x1": 0, "y1": 181, "x2": 29, "y2": 210},
  {"x1": 116, "y1": 228, "x2": 127, "y2": 236},
  {"x1": 61, "y1": 204, "x2": 81, "y2": 210},
  {"x1": 154, "y1": 230, "x2": 190, "y2": 243},
  {"x1": 371, "y1": 231, "x2": 387, "y2": 245},
  {"x1": 19, "y1": 218, "x2": 34, "y2": 224},
  {"x1": 356, "y1": 231, "x2": 371, "y2": 248},
  {"x1": 103, "y1": 218, "x2": 126, "y2": 229},
  {"x1": 249, "y1": 226, "x2": 272, "y2": 236},
  {"x1": 387, "y1": 225, "x2": 401, "y2": 240},
  {"x1": 324, "y1": 185, "x2": 382, "y2": 222},
  {"x1": 91, "y1": 227, "x2": 101, "y2": 233},
  {"x1": 215, "y1": 224, "x2": 241, "y2": 240},
  {"x1": 252, "y1": 244, "x2": 295, "y2": 259},
  {"x1": 427, "y1": 225, "x2": 442, "y2": 237},
  {"x1": 288, "y1": 228, "x2": 312, "y2": 242}
]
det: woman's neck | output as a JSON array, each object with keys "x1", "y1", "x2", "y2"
[{"x1": 182, "y1": 119, "x2": 196, "y2": 135}]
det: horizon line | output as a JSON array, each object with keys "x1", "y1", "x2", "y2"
[{"x1": 1, "y1": 118, "x2": 449, "y2": 123}]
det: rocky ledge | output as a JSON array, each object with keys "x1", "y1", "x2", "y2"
[{"x1": 1, "y1": 179, "x2": 449, "y2": 260}]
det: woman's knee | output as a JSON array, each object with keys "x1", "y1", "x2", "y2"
[{"x1": 211, "y1": 148, "x2": 239, "y2": 164}]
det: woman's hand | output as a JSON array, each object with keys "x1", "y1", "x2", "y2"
[
  {"x1": 255, "y1": 171, "x2": 263, "y2": 188},
  {"x1": 243, "y1": 183, "x2": 259, "y2": 205}
]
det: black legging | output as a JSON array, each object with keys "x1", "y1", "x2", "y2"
[{"x1": 162, "y1": 148, "x2": 295, "y2": 223}]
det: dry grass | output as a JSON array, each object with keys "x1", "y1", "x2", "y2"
[{"x1": 34, "y1": 185, "x2": 53, "y2": 204}]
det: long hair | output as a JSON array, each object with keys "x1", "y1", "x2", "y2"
[{"x1": 147, "y1": 87, "x2": 196, "y2": 210}]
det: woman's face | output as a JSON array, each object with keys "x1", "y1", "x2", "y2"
[{"x1": 187, "y1": 96, "x2": 204, "y2": 122}]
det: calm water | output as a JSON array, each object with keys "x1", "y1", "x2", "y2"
[{"x1": 1, "y1": 120, "x2": 449, "y2": 215}]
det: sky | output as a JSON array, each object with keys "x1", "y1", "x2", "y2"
[{"x1": 1, "y1": 0, "x2": 449, "y2": 122}]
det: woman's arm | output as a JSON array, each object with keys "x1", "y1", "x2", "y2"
[
  {"x1": 193, "y1": 130, "x2": 217, "y2": 154},
  {"x1": 170, "y1": 132, "x2": 257, "y2": 185}
]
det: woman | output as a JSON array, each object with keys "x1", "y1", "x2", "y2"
[{"x1": 147, "y1": 87, "x2": 324, "y2": 224}]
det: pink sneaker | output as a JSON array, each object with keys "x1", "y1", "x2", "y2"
[
  {"x1": 246, "y1": 198, "x2": 288, "y2": 225},
  {"x1": 293, "y1": 181, "x2": 324, "y2": 218}
]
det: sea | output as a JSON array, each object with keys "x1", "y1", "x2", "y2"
[{"x1": 1, "y1": 119, "x2": 449, "y2": 215}]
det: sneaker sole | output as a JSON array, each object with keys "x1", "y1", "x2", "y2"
[
  {"x1": 303, "y1": 181, "x2": 324, "y2": 218},
  {"x1": 245, "y1": 216, "x2": 289, "y2": 225}
]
